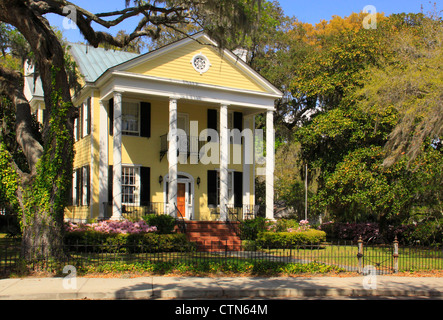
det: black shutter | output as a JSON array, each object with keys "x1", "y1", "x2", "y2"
[
  {"x1": 109, "y1": 99, "x2": 114, "y2": 136},
  {"x1": 77, "y1": 168, "x2": 83, "y2": 206},
  {"x1": 68, "y1": 173, "x2": 73, "y2": 206},
  {"x1": 140, "y1": 167, "x2": 151, "y2": 204},
  {"x1": 234, "y1": 171, "x2": 243, "y2": 208},
  {"x1": 234, "y1": 112, "x2": 243, "y2": 131},
  {"x1": 108, "y1": 165, "x2": 113, "y2": 204},
  {"x1": 140, "y1": 102, "x2": 151, "y2": 138},
  {"x1": 75, "y1": 111, "x2": 80, "y2": 141},
  {"x1": 85, "y1": 165, "x2": 91, "y2": 206},
  {"x1": 87, "y1": 98, "x2": 92, "y2": 136},
  {"x1": 207, "y1": 170, "x2": 217, "y2": 206},
  {"x1": 207, "y1": 109, "x2": 217, "y2": 142}
]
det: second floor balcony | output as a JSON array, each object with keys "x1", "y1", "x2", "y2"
[{"x1": 160, "y1": 134, "x2": 207, "y2": 162}]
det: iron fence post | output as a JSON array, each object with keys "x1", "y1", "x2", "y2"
[
  {"x1": 357, "y1": 236, "x2": 363, "y2": 274},
  {"x1": 393, "y1": 236, "x2": 399, "y2": 274}
]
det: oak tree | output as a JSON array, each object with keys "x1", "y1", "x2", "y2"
[{"x1": 0, "y1": 0, "x2": 262, "y2": 260}]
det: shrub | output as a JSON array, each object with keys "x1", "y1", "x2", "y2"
[
  {"x1": 404, "y1": 220, "x2": 443, "y2": 246},
  {"x1": 64, "y1": 231, "x2": 194, "y2": 253},
  {"x1": 240, "y1": 217, "x2": 269, "y2": 240},
  {"x1": 78, "y1": 260, "x2": 343, "y2": 276},
  {"x1": 65, "y1": 220, "x2": 157, "y2": 234},
  {"x1": 318, "y1": 221, "x2": 442, "y2": 245},
  {"x1": 242, "y1": 240, "x2": 258, "y2": 251},
  {"x1": 143, "y1": 214, "x2": 177, "y2": 234},
  {"x1": 256, "y1": 229, "x2": 326, "y2": 248},
  {"x1": 318, "y1": 222, "x2": 379, "y2": 242}
]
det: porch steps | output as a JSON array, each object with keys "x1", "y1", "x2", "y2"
[{"x1": 182, "y1": 221, "x2": 241, "y2": 252}]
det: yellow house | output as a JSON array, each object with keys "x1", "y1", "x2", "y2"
[{"x1": 25, "y1": 33, "x2": 282, "y2": 223}]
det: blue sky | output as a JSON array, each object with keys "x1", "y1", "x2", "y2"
[
  {"x1": 279, "y1": 0, "x2": 432, "y2": 23},
  {"x1": 47, "y1": 0, "x2": 437, "y2": 43}
]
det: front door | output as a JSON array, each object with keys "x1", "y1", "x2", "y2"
[{"x1": 177, "y1": 183, "x2": 186, "y2": 218}]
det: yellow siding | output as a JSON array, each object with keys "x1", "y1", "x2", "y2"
[
  {"x1": 73, "y1": 137, "x2": 91, "y2": 168},
  {"x1": 127, "y1": 42, "x2": 267, "y2": 93},
  {"x1": 91, "y1": 92, "x2": 101, "y2": 219},
  {"x1": 69, "y1": 96, "x2": 256, "y2": 222}
]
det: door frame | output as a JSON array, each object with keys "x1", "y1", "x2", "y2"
[{"x1": 164, "y1": 172, "x2": 195, "y2": 220}]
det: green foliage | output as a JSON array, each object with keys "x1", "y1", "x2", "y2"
[
  {"x1": 80, "y1": 260, "x2": 343, "y2": 276},
  {"x1": 295, "y1": 105, "x2": 398, "y2": 173},
  {"x1": 239, "y1": 216, "x2": 269, "y2": 240},
  {"x1": 271, "y1": 219, "x2": 301, "y2": 232},
  {"x1": 0, "y1": 142, "x2": 19, "y2": 215},
  {"x1": 405, "y1": 219, "x2": 443, "y2": 246},
  {"x1": 64, "y1": 231, "x2": 193, "y2": 253},
  {"x1": 256, "y1": 230, "x2": 326, "y2": 248},
  {"x1": 354, "y1": 15, "x2": 443, "y2": 164},
  {"x1": 314, "y1": 146, "x2": 411, "y2": 220},
  {"x1": 22, "y1": 67, "x2": 74, "y2": 230},
  {"x1": 142, "y1": 214, "x2": 177, "y2": 234},
  {"x1": 285, "y1": 12, "x2": 443, "y2": 226}
]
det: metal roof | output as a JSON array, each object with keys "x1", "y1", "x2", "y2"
[{"x1": 68, "y1": 43, "x2": 140, "y2": 83}]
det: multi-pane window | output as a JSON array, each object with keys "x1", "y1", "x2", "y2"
[
  {"x1": 82, "y1": 166, "x2": 89, "y2": 206},
  {"x1": 122, "y1": 166, "x2": 139, "y2": 204},
  {"x1": 122, "y1": 102, "x2": 140, "y2": 136},
  {"x1": 74, "y1": 98, "x2": 91, "y2": 140},
  {"x1": 216, "y1": 171, "x2": 234, "y2": 206},
  {"x1": 82, "y1": 99, "x2": 91, "y2": 138},
  {"x1": 72, "y1": 166, "x2": 90, "y2": 207},
  {"x1": 74, "y1": 118, "x2": 79, "y2": 142}
]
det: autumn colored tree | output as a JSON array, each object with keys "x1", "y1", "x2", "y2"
[{"x1": 284, "y1": 12, "x2": 442, "y2": 230}]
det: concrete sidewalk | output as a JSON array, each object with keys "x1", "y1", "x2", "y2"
[{"x1": 0, "y1": 275, "x2": 442, "y2": 300}]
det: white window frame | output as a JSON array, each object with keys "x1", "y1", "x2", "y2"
[
  {"x1": 74, "y1": 117, "x2": 79, "y2": 142},
  {"x1": 82, "y1": 100, "x2": 90, "y2": 138},
  {"x1": 82, "y1": 166, "x2": 89, "y2": 206},
  {"x1": 122, "y1": 101, "x2": 141, "y2": 136},
  {"x1": 72, "y1": 170, "x2": 78, "y2": 206},
  {"x1": 216, "y1": 170, "x2": 234, "y2": 206},
  {"x1": 121, "y1": 165, "x2": 140, "y2": 205}
]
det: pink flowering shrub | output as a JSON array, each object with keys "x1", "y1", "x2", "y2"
[
  {"x1": 266, "y1": 219, "x2": 312, "y2": 233},
  {"x1": 65, "y1": 220, "x2": 157, "y2": 234},
  {"x1": 64, "y1": 220, "x2": 193, "y2": 253}
]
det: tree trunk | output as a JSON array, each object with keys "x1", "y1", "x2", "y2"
[{"x1": 0, "y1": 0, "x2": 76, "y2": 261}]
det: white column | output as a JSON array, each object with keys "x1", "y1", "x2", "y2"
[
  {"x1": 111, "y1": 92, "x2": 123, "y2": 220},
  {"x1": 219, "y1": 104, "x2": 229, "y2": 221},
  {"x1": 266, "y1": 110, "x2": 275, "y2": 220},
  {"x1": 98, "y1": 99, "x2": 109, "y2": 220},
  {"x1": 242, "y1": 116, "x2": 252, "y2": 218},
  {"x1": 168, "y1": 98, "x2": 178, "y2": 217}
]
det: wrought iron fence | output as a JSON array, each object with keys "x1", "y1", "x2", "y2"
[{"x1": 1, "y1": 237, "x2": 442, "y2": 276}]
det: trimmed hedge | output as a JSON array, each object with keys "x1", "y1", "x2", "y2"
[
  {"x1": 64, "y1": 231, "x2": 194, "y2": 253},
  {"x1": 142, "y1": 214, "x2": 176, "y2": 234},
  {"x1": 256, "y1": 230, "x2": 326, "y2": 248}
]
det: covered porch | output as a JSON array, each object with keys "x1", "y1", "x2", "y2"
[{"x1": 99, "y1": 88, "x2": 277, "y2": 222}]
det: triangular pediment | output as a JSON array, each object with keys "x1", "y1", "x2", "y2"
[{"x1": 115, "y1": 33, "x2": 281, "y2": 96}]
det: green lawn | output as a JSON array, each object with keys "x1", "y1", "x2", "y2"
[{"x1": 263, "y1": 244, "x2": 443, "y2": 272}]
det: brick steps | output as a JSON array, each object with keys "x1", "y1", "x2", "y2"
[{"x1": 181, "y1": 221, "x2": 241, "y2": 252}]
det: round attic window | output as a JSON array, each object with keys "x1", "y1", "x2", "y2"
[{"x1": 191, "y1": 53, "x2": 211, "y2": 74}]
